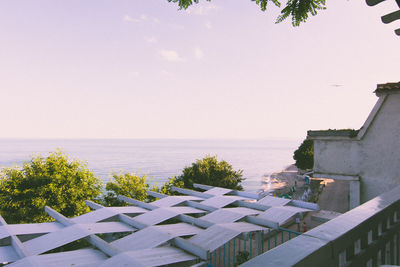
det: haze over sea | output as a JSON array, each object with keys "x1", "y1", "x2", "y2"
[{"x1": 0, "y1": 139, "x2": 301, "y2": 193}]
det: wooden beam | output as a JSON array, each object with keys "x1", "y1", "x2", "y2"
[
  {"x1": 117, "y1": 195, "x2": 157, "y2": 210},
  {"x1": 171, "y1": 237, "x2": 209, "y2": 260},
  {"x1": 171, "y1": 187, "x2": 212, "y2": 199}
]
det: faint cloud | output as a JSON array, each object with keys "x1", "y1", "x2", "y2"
[
  {"x1": 123, "y1": 15, "x2": 135, "y2": 22},
  {"x1": 161, "y1": 70, "x2": 171, "y2": 75},
  {"x1": 145, "y1": 36, "x2": 158, "y2": 43},
  {"x1": 194, "y1": 47, "x2": 204, "y2": 60},
  {"x1": 123, "y1": 14, "x2": 159, "y2": 24},
  {"x1": 186, "y1": 3, "x2": 218, "y2": 15},
  {"x1": 204, "y1": 20, "x2": 213, "y2": 29},
  {"x1": 159, "y1": 50, "x2": 185, "y2": 62}
]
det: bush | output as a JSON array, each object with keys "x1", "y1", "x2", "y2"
[
  {"x1": 157, "y1": 176, "x2": 185, "y2": 196},
  {"x1": 174, "y1": 155, "x2": 244, "y2": 190},
  {"x1": 104, "y1": 172, "x2": 149, "y2": 206},
  {"x1": 293, "y1": 139, "x2": 314, "y2": 170},
  {"x1": 0, "y1": 150, "x2": 102, "y2": 223}
]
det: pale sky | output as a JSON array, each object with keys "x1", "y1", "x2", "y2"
[{"x1": 0, "y1": 0, "x2": 399, "y2": 140}]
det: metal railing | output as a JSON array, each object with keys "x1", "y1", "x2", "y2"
[
  {"x1": 241, "y1": 184, "x2": 400, "y2": 267},
  {"x1": 208, "y1": 228, "x2": 302, "y2": 266}
]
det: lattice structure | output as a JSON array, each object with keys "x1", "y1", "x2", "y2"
[{"x1": 0, "y1": 184, "x2": 318, "y2": 267}]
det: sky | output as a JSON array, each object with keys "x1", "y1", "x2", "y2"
[{"x1": 0, "y1": 0, "x2": 399, "y2": 140}]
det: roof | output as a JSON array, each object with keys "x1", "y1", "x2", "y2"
[
  {"x1": 374, "y1": 81, "x2": 400, "y2": 96},
  {"x1": 0, "y1": 184, "x2": 319, "y2": 267},
  {"x1": 307, "y1": 129, "x2": 359, "y2": 138}
]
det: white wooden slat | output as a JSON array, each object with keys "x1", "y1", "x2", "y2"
[
  {"x1": 0, "y1": 245, "x2": 20, "y2": 263},
  {"x1": 219, "y1": 222, "x2": 265, "y2": 233},
  {"x1": 257, "y1": 196, "x2": 292, "y2": 206},
  {"x1": 35, "y1": 248, "x2": 107, "y2": 267},
  {"x1": 111, "y1": 227, "x2": 172, "y2": 251},
  {"x1": 100, "y1": 247, "x2": 198, "y2": 267},
  {"x1": 71, "y1": 208, "x2": 118, "y2": 224},
  {"x1": 97, "y1": 252, "x2": 145, "y2": 267},
  {"x1": 6, "y1": 256, "x2": 42, "y2": 267},
  {"x1": 71, "y1": 206, "x2": 148, "y2": 224},
  {"x1": 200, "y1": 196, "x2": 238, "y2": 208},
  {"x1": 83, "y1": 222, "x2": 135, "y2": 234},
  {"x1": 201, "y1": 210, "x2": 245, "y2": 224},
  {"x1": 257, "y1": 207, "x2": 297, "y2": 225},
  {"x1": 105, "y1": 206, "x2": 149, "y2": 215},
  {"x1": 7, "y1": 222, "x2": 64, "y2": 236},
  {"x1": 132, "y1": 208, "x2": 179, "y2": 226},
  {"x1": 166, "y1": 206, "x2": 206, "y2": 214},
  {"x1": 189, "y1": 224, "x2": 239, "y2": 251},
  {"x1": 154, "y1": 223, "x2": 203, "y2": 237},
  {"x1": 23, "y1": 224, "x2": 88, "y2": 255},
  {"x1": 223, "y1": 207, "x2": 262, "y2": 216},
  {"x1": 204, "y1": 187, "x2": 232, "y2": 196},
  {"x1": 278, "y1": 205, "x2": 312, "y2": 213},
  {"x1": 0, "y1": 226, "x2": 9, "y2": 240},
  {"x1": 151, "y1": 196, "x2": 187, "y2": 207}
]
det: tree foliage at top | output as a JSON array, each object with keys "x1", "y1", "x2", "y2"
[
  {"x1": 293, "y1": 139, "x2": 314, "y2": 170},
  {"x1": 0, "y1": 150, "x2": 103, "y2": 224},
  {"x1": 175, "y1": 155, "x2": 244, "y2": 190},
  {"x1": 167, "y1": 0, "x2": 326, "y2": 26}
]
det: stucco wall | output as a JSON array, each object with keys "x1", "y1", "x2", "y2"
[
  {"x1": 311, "y1": 92, "x2": 400, "y2": 205},
  {"x1": 359, "y1": 93, "x2": 400, "y2": 202},
  {"x1": 313, "y1": 140, "x2": 361, "y2": 176}
]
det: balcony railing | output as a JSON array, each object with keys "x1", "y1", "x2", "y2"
[{"x1": 241, "y1": 184, "x2": 400, "y2": 267}]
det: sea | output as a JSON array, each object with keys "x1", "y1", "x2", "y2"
[{"x1": 0, "y1": 139, "x2": 301, "y2": 193}]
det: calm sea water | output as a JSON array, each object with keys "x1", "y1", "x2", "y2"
[{"x1": 0, "y1": 139, "x2": 300, "y2": 193}]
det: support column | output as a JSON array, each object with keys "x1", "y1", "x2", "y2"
[{"x1": 349, "y1": 180, "x2": 361, "y2": 209}]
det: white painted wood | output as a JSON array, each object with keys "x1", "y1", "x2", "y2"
[
  {"x1": 111, "y1": 227, "x2": 172, "y2": 251},
  {"x1": 35, "y1": 248, "x2": 107, "y2": 267},
  {"x1": 200, "y1": 196, "x2": 238, "y2": 208},
  {"x1": 24, "y1": 224, "x2": 88, "y2": 255},
  {"x1": 257, "y1": 196, "x2": 291, "y2": 206},
  {"x1": 99, "y1": 247, "x2": 197, "y2": 267},
  {"x1": 257, "y1": 207, "x2": 297, "y2": 225},
  {"x1": 132, "y1": 208, "x2": 179, "y2": 226},
  {"x1": 151, "y1": 196, "x2": 187, "y2": 207},
  {"x1": 154, "y1": 223, "x2": 203, "y2": 237},
  {"x1": 189, "y1": 224, "x2": 239, "y2": 251},
  {"x1": 201, "y1": 210, "x2": 245, "y2": 224},
  {"x1": 204, "y1": 187, "x2": 232, "y2": 196},
  {"x1": 0, "y1": 246, "x2": 20, "y2": 263},
  {"x1": 223, "y1": 207, "x2": 262, "y2": 216}
]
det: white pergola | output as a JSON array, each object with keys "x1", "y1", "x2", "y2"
[{"x1": 0, "y1": 184, "x2": 318, "y2": 267}]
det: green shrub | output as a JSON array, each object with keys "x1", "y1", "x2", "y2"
[
  {"x1": 174, "y1": 155, "x2": 244, "y2": 190},
  {"x1": 293, "y1": 139, "x2": 314, "y2": 170},
  {"x1": 104, "y1": 172, "x2": 149, "y2": 206},
  {"x1": 0, "y1": 150, "x2": 102, "y2": 223}
]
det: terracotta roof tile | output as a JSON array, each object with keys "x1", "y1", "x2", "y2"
[{"x1": 374, "y1": 81, "x2": 400, "y2": 95}]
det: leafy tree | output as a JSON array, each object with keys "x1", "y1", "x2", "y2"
[
  {"x1": 158, "y1": 176, "x2": 185, "y2": 196},
  {"x1": 0, "y1": 150, "x2": 102, "y2": 224},
  {"x1": 293, "y1": 139, "x2": 314, "y2": 170},
  {"x1": 167, "y1": 0, "x2": 326, "y2": 26},
  {"x1": 104, "y1": 172, "x2": 149, "y2": 206},
  {"x1": 175, "y1": 155, "x2": 244, "y2": 190}
]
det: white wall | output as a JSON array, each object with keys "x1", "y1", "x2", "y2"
[{"x1": 311, "y1": 92, "x2": 400, "y2": 205}]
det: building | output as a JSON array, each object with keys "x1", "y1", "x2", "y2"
[{"x1": 308, "y1": 82, "x2": 400, "y2": 209}]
